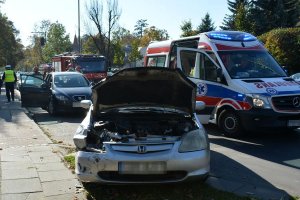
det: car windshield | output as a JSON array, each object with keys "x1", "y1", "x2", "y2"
[
  {"x1": 75, "y1": 59, "x2": 106, "y2": 73},
  {"x1": 54, "y1": 74, "x2": 89, "y2": 88},
  {"x1": 218, "y1": 50, "x2": 287, "y2": 79}
]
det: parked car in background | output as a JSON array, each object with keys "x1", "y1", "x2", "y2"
[
  {"x1": 290, "y1": 73, "x2": 300, "y2": 81},
  {"x1": 19, "y1": 72, "x2": 92, "y2": 115},
  {"x1": 73, "y1": 67, "x2": 210, "y2": 184}
]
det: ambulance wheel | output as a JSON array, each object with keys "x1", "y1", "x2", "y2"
[
  {"x1": 48, "y1": 98, "x2": 57, "y2": 116},
  {"x1": 218, "y1": 110, "x2": 242, "y2": 137}
]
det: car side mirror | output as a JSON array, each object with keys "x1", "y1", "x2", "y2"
[
  {"x1": 195, "y1": 101, "x2": 205, "y2": 111},
  {"x1": 80, "y1": 100, "x2": 92, "y2": 109}
]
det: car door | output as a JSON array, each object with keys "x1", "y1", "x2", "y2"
[
  {"x1": 176, "y1": 47, "x2": 223, "y2": 124},
  {"x1": 19, "y1": 74, "x2": 50, "y2": 107}
]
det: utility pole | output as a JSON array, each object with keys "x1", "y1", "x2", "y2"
[{"x1": 78, "y1": 0, "x2": 81, "y2": 53}]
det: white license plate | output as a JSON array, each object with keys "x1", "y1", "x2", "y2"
[
  {"x1": 72, "y1": 102, "x2": 81, "y2": 107},
  {"x1": 119, "y1": 162, "x2": 166, "y2": 174},
  {"x1": 288, "y1": 120, "x2": 300, "y2": 127}
]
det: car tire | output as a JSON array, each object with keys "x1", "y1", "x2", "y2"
[
  {"x1": 48, "y1": 97, "x2": 57, "y2": 116},
  {"x1": 218, "y1": 110, "x2": 243, "y2": 138}
]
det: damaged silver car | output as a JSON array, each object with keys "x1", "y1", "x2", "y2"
[{"x1": 73, "y1": 67, "x2": 210, "y2": 184}]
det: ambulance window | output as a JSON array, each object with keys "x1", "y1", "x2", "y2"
[
  {"x1": 180, "y1": 51, "x2": 197, "y2": 78},
  {"x1": 180, "y1": 50, "x2": 219, "y2": 82},
  {"x1": 147, "y1": 56, "x2": 166, "y2": 67},
  {"x1": 206, "y1": 51, "x2": 220, "y2": 66},
  {"x1": 203, "y1": 55, "x2": 218, "y2": 82}
]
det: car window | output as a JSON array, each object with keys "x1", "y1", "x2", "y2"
[
  {"x1": 147, "y1": 56, "x2": 166, "y2": 67},
  {"x1": 22, "y1": 75, "x2": 44, "y2": 87}
]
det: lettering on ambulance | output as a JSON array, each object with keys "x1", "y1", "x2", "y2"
[
  {"x1": 254, "y1": 81, "x2": 300, "y2": 89},
  {"x1": 266, "y1": 88, "x2": 278, "y2": 95}
]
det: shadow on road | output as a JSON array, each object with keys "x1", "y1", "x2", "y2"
[
  {"x1": 205, "y1": 124, "x2": 300, "y2": 170},
  {"x1": 27, "y1": 107, "x2": 85, "y2": 124}
]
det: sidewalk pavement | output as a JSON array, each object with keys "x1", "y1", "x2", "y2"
[{"x1": 0, "y1": 88, "x2": 86, "y2": 200}]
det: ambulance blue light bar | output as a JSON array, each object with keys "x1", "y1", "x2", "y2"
[{"x1": 206, "y1": 31, "x2": 257, "y2": 42}]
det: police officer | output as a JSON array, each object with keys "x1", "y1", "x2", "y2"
[{"x1": 2, "y1": 65, "x2": 17, "y2": 103}]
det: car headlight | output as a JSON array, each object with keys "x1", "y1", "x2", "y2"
[
  {"x1": 179, "y1": 129, "x2": 208, "y2": 153},
  {"x1": 56, "y1": 94, "x2": 69, "y2": 101},
  {"x1": 73, "y1": 125, "x2": 87, "y2": 150},
  {"x1": 247, "y1": 94, "x2": 271, "y2": 109}
]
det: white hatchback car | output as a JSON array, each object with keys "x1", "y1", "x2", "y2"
[{"x1": 73, "y1": 67, "x2": 210, "y2": 184}]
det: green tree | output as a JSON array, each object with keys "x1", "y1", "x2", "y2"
[
  {"x1": 134, "y1": 19, "x2": 148, "y2": 38},
  {"x1": 251, "y1": 0, "x2": 299, "y2": 35},
  {"x1": 140, "y1": 26, "x2": 169, "y2": 46},
  {"x1": 128, "y1": 38, "x2": 143, "y2": 63},
  {"x1": 180, "y1": 20, "x2": 197, "y2": 37},
  {"x1": 112, "y1": 39, "x2": 124, "y2": 66},
  {"x1": 42, "y1": 22, "x2": 72, "y2": 62},
  {"x1": 111, "y1": 27, "x2": 132, "y2": 66},
  {"x1": 0, "y1": 12, "x2": 23, "y2": 68},
  {"x1": 82, "y1": 34, "x2": 98, "y2": 54},
  {"x1": 221, "y1": 0, "x2": 250, "y2": 30},
  {"x1": 234, "y1": 2, "x2": 254, "y2": 32},
  {"x1": 197, "y1": 13, "x2": 216, "y2": 33}
]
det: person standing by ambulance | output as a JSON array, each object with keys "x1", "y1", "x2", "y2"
[{"x1": 1, "y1": 65, "x2": 17, "y2": 103}]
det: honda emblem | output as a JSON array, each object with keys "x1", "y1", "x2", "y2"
[{"x1": 137, "y1": 145, "x2": 147, "y2": 154}]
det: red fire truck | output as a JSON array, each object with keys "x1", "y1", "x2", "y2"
[{"x1": 52, "y1": 53, "x2": 107, "y2": 83}]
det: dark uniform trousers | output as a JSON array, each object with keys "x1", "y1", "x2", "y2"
[{"x1": 5, "y1": 82, "x2": 15, "y2": 102}]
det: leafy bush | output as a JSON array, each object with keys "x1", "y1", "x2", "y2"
[{"x1": 258, "y1": 28, "x2": 300, "y2": 74}]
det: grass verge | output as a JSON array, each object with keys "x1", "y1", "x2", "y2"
[{"x1": 64, "y1": 153, "x2": 75, "y2": 170}]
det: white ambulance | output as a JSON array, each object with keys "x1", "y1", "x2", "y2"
[{"x1": 144, "y1": 31, "x2": 300, "y2": 137}]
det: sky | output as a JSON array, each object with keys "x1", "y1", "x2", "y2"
[{"x1": 1, "y1": 0, "x2": 230, "y2": 46}]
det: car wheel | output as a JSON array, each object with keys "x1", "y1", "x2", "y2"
[
  {"x1": 48, "y1": 97, "x2": 57, "y2": 116},
  {"x1": 218, "y1": 110, "x2": 243, "y2": 137}
]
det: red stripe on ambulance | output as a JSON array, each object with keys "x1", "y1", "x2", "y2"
[
  {"x1": 196, "y1": 96, "x2": 222, "y2": 106},
  {"x1": 198, "y1": 42, "x2": 212, "y2": 50},
  {"x1": 147, "y1": 46, "x2": 170, "y2": 54}
]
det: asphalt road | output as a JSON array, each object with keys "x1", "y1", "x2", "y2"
[{"x1": 26, "y1": 107, "x2": 300, "y2": 198}]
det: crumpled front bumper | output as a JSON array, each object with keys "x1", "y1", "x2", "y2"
[{"x1": 75, "y1": 145, "x2": 210, "y2": 184}]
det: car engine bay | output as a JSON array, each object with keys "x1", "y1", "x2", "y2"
[{"x1": 85, "y1": 113, "x2": 197, "y2": 151}]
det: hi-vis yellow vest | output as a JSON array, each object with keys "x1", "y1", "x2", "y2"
[{"x1": 4, "y1": 70, "x2": 15, "y2": 82}]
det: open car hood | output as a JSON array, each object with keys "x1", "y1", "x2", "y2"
[{"x1": 92, "y1": 67, "x2": 197, "y2": 114}]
